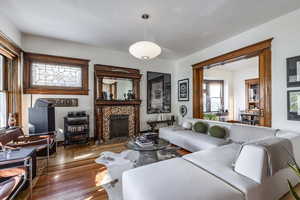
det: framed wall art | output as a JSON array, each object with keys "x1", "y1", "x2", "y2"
[
  {"x1": 287, "y1": 55, "x2": 300, "y2": 87},
  {"x1": 147, "y1": 72, "x2": 171, "y2": 114},
  {"x1": 287, "y1": 90, "x2": 300, "y2": 121},
  {"x1": 178, "y1": 79, "x2": 189, "y2": 101},
  {"x1": 40, "y1": 98, "x2": 78, "y2": 107}
]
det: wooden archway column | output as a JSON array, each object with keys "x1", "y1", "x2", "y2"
[{"x1": 192, "y1": 38, "x2": 273, "y2": 127}]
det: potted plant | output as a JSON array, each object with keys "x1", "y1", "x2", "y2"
[
  {"x1": 203, "y1": 113, "x2": 218, "y2": 121},
  {"x1": 288, "y1": 154, "x2": 300, "y2": 199}
]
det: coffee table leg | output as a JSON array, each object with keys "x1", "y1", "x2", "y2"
[{"x1": 137, "y1": 151, "x2": 158, "y2": 166}]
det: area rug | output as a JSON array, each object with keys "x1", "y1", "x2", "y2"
[{"x1": 96, "y1": 149, "x2": 183, "y2": 200}]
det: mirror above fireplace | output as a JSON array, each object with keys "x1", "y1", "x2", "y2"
[
  {"x1": 94, "y1": 65, "x2": 142, "y2": 104},
  {"x1": 102, "y1": 77, "x2": 134, "y2": 101}
]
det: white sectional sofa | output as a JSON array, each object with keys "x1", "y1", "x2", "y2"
[
  {"x1": 122, "y1": 119, "x2": 300, "y2": 200},
  {"x1": 159, "y1": 119, "x2": 277, "y2": 152}
]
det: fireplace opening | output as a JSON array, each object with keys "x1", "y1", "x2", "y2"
[{"x1": 109, "y1": 114, "x2": 129, "y2": 139}]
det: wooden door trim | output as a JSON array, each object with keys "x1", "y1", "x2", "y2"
[
  {"x1": 192, "y1": 38, "x2": 273, "y2": 127},
  {"x1": 193, "y1": 68, "x2": 203, "y2": 119},
  {"x1": 192, "y1": 38, "x2": 273, "y2": 69},
  {"x1": 259, "y1": 48, "x2": 272, "y2": 127}
]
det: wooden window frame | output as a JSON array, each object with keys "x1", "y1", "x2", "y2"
[
  {"x1": 23, "y1": 52, "x2": 90, "y2": 95},
  {"x1": 0, "y1": 55, "x2": 8, "y2": 127},
  {"x1": 0, "y1": 32, "x2": 22, "y2": 126},
  {"x1": 192, "y1": 38, "x2": 273, "y2": 127}
]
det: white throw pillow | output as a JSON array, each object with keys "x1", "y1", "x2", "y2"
[
  {"x1": 182, "y1": 121, "x2": 192, "y2": 130},
  {"x1": 234, "y1": 145, "x2": 268, "y2": 183}
]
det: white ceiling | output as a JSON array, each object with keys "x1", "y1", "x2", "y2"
[{"x1": 1, "y1": 0, "x2": 300, "y2": 60}]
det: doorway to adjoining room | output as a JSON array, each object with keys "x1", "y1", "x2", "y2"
[{"x1": 203, "y1": 56, "x2": 260, "y2": 126}]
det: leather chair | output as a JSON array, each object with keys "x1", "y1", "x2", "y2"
[
  {"x1": 0, "y1": 171, "x2": 24, "y2": 200},
  {"x1": 0, "y1": 176, "x2": 22, "y2": 200},
  {"x1": 3, "y1": 128, "x2": 56, "y2": 170},
  {"x1": 0, "y1": 156, "x2": 33, "y2": 200}
]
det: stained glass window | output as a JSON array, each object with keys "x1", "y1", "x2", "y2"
[{"x1": 31, "y1": 63, "x2": 82, "y2": 87}]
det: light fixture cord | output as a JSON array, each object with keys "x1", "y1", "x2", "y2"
[
  {"x1": 143, "y1": 16, "x2": 147, "y2": 41},
  {"x1": 143, "y1": 0, "x2": 146, "y2": 41}
]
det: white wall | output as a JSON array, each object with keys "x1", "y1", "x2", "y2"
[
  {"x1": 175, "y1": 8, "x2": 300, "y2": 130},
  {"x1": 21, "y1": 34, "x2": 176, "y2": 140},
  {"x1": 0, "y1": 13, "x2": 22, "y2": 47}
]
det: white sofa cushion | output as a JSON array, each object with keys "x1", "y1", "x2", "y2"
[
  {"x1": 229, "y1": 124, "x2": 277, "y2": 143},
  {"x1": 234, "y1": 145, "x2": 268, "y2": 183},
  {"x1": 159, "y1": 126, "x2": 229, "y2": 152},
  {"x1": 122, "y1": 158, "x2": 244, "y2": 200},
  {"x1": 183, "y1": 141, "x2": 298, "y2": 200},
  {"x1": 234, "y1": 136, "x2": 293, "y2": 184},
  {"x1": 182, "y1": 121, "x2": 192, "y2": 130},
  {"x1": 183, "y1": 143, "x2": 261, "y2": 200}
]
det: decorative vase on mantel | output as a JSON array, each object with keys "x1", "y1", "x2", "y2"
[{"x1": 8, "y1": 113, "x2": 16, "y2": 128}]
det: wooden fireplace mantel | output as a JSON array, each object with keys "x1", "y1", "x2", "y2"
[
  {"x1": 94, "y1": 64, "x2": 142, "y2": 142},
  {"x1": 95, "y1": 100, "x2": 142, "y2": 106}
]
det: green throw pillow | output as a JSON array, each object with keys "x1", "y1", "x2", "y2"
[
  {"x1": 208, "y1": 126, "x2": 226, "y2": 138},
  {"x1": 193, "y1": 122, "x2": 208, "y2": 133}
]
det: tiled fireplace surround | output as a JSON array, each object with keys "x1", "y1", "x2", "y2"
[
  {"x1": 95, "y1": 102, "x2": 140, "y2": 143},
  {"x1": 102, "y1": 106, "x2": 135, "y2": 141}
]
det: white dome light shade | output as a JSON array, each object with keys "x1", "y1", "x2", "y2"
[{"x1": 129, "y1": 41, "x2": 162, "y2": 60}]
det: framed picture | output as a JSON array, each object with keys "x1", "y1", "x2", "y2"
[
  {"x1": 40, "y1": 98, "x2": 78, "y2": 107},
  {"x1": 287, "y1": 55, "x2": 300, "y2": 87},
  {"x1": 147, "y1": 72, "x2": 171, "y2": 114},
  {"x1": 287, "y1": 90, "x2": 300, "y2": 121},
  {"x1": 178, "y1": 79, "x2": 189, "y2": 101}
]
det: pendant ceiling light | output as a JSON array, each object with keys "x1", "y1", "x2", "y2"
[{"x1": 129, "y1": 14, "x2": 162, "y2": 60}]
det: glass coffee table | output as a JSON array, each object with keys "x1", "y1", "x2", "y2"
[{"x1": 126, "y1": 138, "x2": 179, "y2": 166}]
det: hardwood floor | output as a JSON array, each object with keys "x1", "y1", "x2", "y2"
[
  {"x1": 32, "y1": 142, "x2": 127, "y2": 200},
  {"x1": 17, "y1": 142, "x2": 296, "y2": 200},
  {"x1": 28, "y1": 142, "x2": 191, "y2": 200},
  {"x1": 50, "y1": 142, "x2": 127, "y2": 165},
  {"x1": 33, "y1": 157, "x2": 108, "y2": 200}
]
